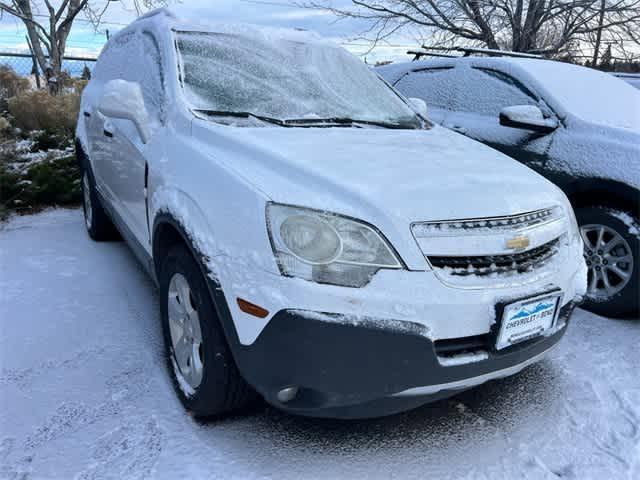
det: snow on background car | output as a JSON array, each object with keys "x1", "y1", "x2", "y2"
[{"x1": 1, "y1": 209, "x2": 638, "y2": 479}]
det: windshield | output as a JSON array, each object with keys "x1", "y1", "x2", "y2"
[
  {"x1": 518, "y1": 60, "x2": 640, "y2": 132},
  {"x1": 175, "y1": 31, "x2": 421, "y2": 128}
]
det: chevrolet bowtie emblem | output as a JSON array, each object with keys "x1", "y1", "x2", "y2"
[{"x1": 506, "y1": 235, "x2": 530, "y2": 250}]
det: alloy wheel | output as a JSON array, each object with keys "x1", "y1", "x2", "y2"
[
  {"x1": 168, "y1": 273, "x2": 204, "y2": 390},
  {"x1": 580, "y1": 224, "x2": 634, "y2": 300}
]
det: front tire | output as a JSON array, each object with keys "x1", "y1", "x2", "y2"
[
  {"x1": 159, "y1": 244, "x2": 255, "y2": 417},
  {"x1": 577, "y1": 206, "x2": 639, "y2": 318}
]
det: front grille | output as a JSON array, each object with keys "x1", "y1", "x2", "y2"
[
  {"x1": 412, "y1": 207, "x2": 559, "y2": 237},
  {"x1": 429, "y1": 239, "x2": 559, "y2": 276}
]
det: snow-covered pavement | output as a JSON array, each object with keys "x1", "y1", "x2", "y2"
[{"x1": 1, "y1": 209, "x2": 638, "y2": 480}]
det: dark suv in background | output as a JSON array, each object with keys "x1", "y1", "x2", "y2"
[{"x1": 379, "y1": 55, "x2": 639, "y2": 318}]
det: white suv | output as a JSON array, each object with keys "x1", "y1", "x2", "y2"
[{"x1": 76, "y1": 9, "x2": 587, "y2": 419}]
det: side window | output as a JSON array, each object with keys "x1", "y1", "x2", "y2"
[
  {"x1": 140, "y1": 32, "x2": 165, "y2": 124},
  {"x1": 394, "y1": 67, "x2": 456, "y2": 110},
  {"x1": 452, "y1": 67, "x2": 538, "y2": 115}
]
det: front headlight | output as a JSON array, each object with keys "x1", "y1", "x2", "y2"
[{"x1": 266, "y1": 203, "x2": 402, "y2": 287}]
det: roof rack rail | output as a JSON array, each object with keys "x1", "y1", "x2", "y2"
[
  {"x1": 410, "y1": 46, "x2": 543, "y2": 60},
  {"x1": 407, "y1": 50, "x2": 457, "y2": 61}
]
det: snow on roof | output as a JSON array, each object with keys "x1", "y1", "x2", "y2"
[{"x1": 127, "y1": 7, "x2": 332, "y2": 47}]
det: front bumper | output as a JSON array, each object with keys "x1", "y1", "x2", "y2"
[{"x1": 233, "y1": 302, "x2": 577, "y2": 418}]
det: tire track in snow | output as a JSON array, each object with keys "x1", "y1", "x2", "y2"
[
  {"x1": 0, "y1": 347, "x2": 108, "y2": 390},
  {"x1": 2, "y1": 361, "x2": 161, "y2": 479},
  {"x1": 75, "y1": 417, "x2": 163, "y2": 480},
  {"x1": 563, "y1": 381, "x2": 639, "y2": 477}
]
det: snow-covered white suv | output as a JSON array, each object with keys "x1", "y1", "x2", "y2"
[{"x1": 76, "y1": 10, "x2": 586, "y2": 418}]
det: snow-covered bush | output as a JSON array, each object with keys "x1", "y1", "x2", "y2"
[{"x1": 0, "y1": 152, "x2": 80, "y2": 219}]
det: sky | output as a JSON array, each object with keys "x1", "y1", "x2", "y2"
[{"x1": 0, "y1": 0, "x2": 418, "y2": 63}]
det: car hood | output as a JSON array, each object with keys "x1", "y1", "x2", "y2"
[{"x1": 193, "y1": 122, "x2": 567, "y2": 225}]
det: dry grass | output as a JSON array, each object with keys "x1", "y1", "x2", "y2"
[
  {"x1": 8, "y1": 89, "x2": 80, "y2": 135},
  {"x1": 0, "y1": 65, "x2": 30, "y2": 100}
]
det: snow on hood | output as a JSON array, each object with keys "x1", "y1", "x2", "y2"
[{"x1": 193, "y1": 122, "x2": 566, "y2": 225}]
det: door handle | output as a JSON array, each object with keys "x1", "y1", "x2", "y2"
[
  {"x1": 451, "y1": 125, "x2": 466, "y2": 134},
  {"x1": 103, "y1": 129, "x2": 113, "y2": 138},
  {"x1": 83, "y1": 111, "x2": 91, "y2": 118}
]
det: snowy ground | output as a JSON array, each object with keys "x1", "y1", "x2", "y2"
[{"x1": 1, "y1": 208, "x2": 638, "y2": 480}]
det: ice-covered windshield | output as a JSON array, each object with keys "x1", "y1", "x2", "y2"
[
  {"x1": 517, "y1": 60, "x2": 640, "y2": 132},
  {"x1": 175, "y1": 31, "x2": 420, "y2": 128}
]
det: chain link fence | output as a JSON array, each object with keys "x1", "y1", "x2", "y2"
[{"x1": 0, "y1": 52, "x2": 97, "y2": 79}]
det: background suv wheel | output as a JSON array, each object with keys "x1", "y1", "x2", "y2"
[{"x1": 576, "y1": 206, "x2": 639, "y2": 318}]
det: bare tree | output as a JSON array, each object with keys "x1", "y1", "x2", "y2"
[
  {"x1": 302, "y1": 0, "x2": 640, "y2": 56},
  {"x1": 0, "y1": 0, "x2": 162, "y2": 93}
]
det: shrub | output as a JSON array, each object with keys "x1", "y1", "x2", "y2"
[
  {"x1": 0, "y1": 65, "x2": 30, "y2": 99},
  {"x1": 0, "y1": 153, "x2": 80, "y2": 219},
  {"x1": 8, "y1": 89, "x2": 80, "y2": 136},
  {"x1": 31, "y1": 130, "x2": 71, "y2": 152}
]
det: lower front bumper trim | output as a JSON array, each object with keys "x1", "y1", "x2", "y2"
[{"x1": 393, "y1": 343, "x2": 558, "y2": 397}]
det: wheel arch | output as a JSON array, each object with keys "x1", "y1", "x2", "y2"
[
  {"x1": 74, "y1": 138, "x2": 89, "y2": 171},
  {"x1": 565, "y1": 178, "x2": 640, "y2": 218},
  {"x1": 151, "y1": 211, "x2": 243, "y2": 349}
]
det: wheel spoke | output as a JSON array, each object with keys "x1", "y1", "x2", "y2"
[
  {"x1": 190, "y1": 312, "x2": 202, "y2": 343},
  {"x1": 174, "y1": 334, "x2": 191, "y2": 370},
  {"x1": 190, "y1": 348, "x2": 203, "y2": 384},
  {"x1": 601, "y1": 270, "x2": 612, "y2": 291},
  {"x1": 580, "y1": 228, "x2": 596, "y2": 250},
  {"x1": 168, "y1": 295, "x2": 184, "y2": 320},
  {"x1": 609, "y1": 264, "x2": 631, "y2": 280},
  {"x1": 603, "y1": 237, "x2": 623, "y2": 254},
  {"x1": 610, "y1": 253, "x2": 632, "y2": 264},
  {"x1": 175, "y1": 276, "x2": 196, "y2": 316},
  {"x1": 588, "y1": 269, "x2": 599, "y2": 293},
  {"x1": 596, "y1": 227, "x2": 605, "y2": 248}
]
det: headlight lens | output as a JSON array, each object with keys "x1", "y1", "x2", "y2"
[{"x1": 267, "y1": 203, "x2": 402, "y2": 287}]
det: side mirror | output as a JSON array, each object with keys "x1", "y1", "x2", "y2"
[
  {"x1": 408, "y1": 97, "x2": 428, "y2": 118},
  {"x1": 98, "y1": 79, "x2": 150, "y2": 143},
  {"x1": 499, "y1": 105, "x2": 558, "y2": 134}
]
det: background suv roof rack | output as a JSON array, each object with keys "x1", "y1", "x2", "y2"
[
  {"x1": 407, "y1": 50, "x2": 458, "y2": 60},
  {"x1": 409, "y1": 46, "x2": 544, "y2": 61}
]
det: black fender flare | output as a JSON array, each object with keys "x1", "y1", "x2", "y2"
[
  {"x1": 151, "y1": 212, "x2": 244, "y2": 354},
  {"x1": 564, "y1": 177, "x2": 640, "y2": 218}
]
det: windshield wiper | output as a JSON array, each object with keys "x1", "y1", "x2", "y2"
[
  {"x1": 193, "y1": 109, "x2": 290, "y2": 127},
  {"x1": 194, "y1": 111, "x2": 418, "y2": 129},
  {"x1": 284, "y1": 117, "x2": 416, "y2": 129}
]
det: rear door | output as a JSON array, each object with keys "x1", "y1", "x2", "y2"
[{"x1": 86, "y1": 31, "x2": 139, "y2": 209}]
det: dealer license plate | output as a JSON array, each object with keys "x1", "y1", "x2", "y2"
[{"x1": 496, "y1": 292, "x2": 562, "y2": 350}]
